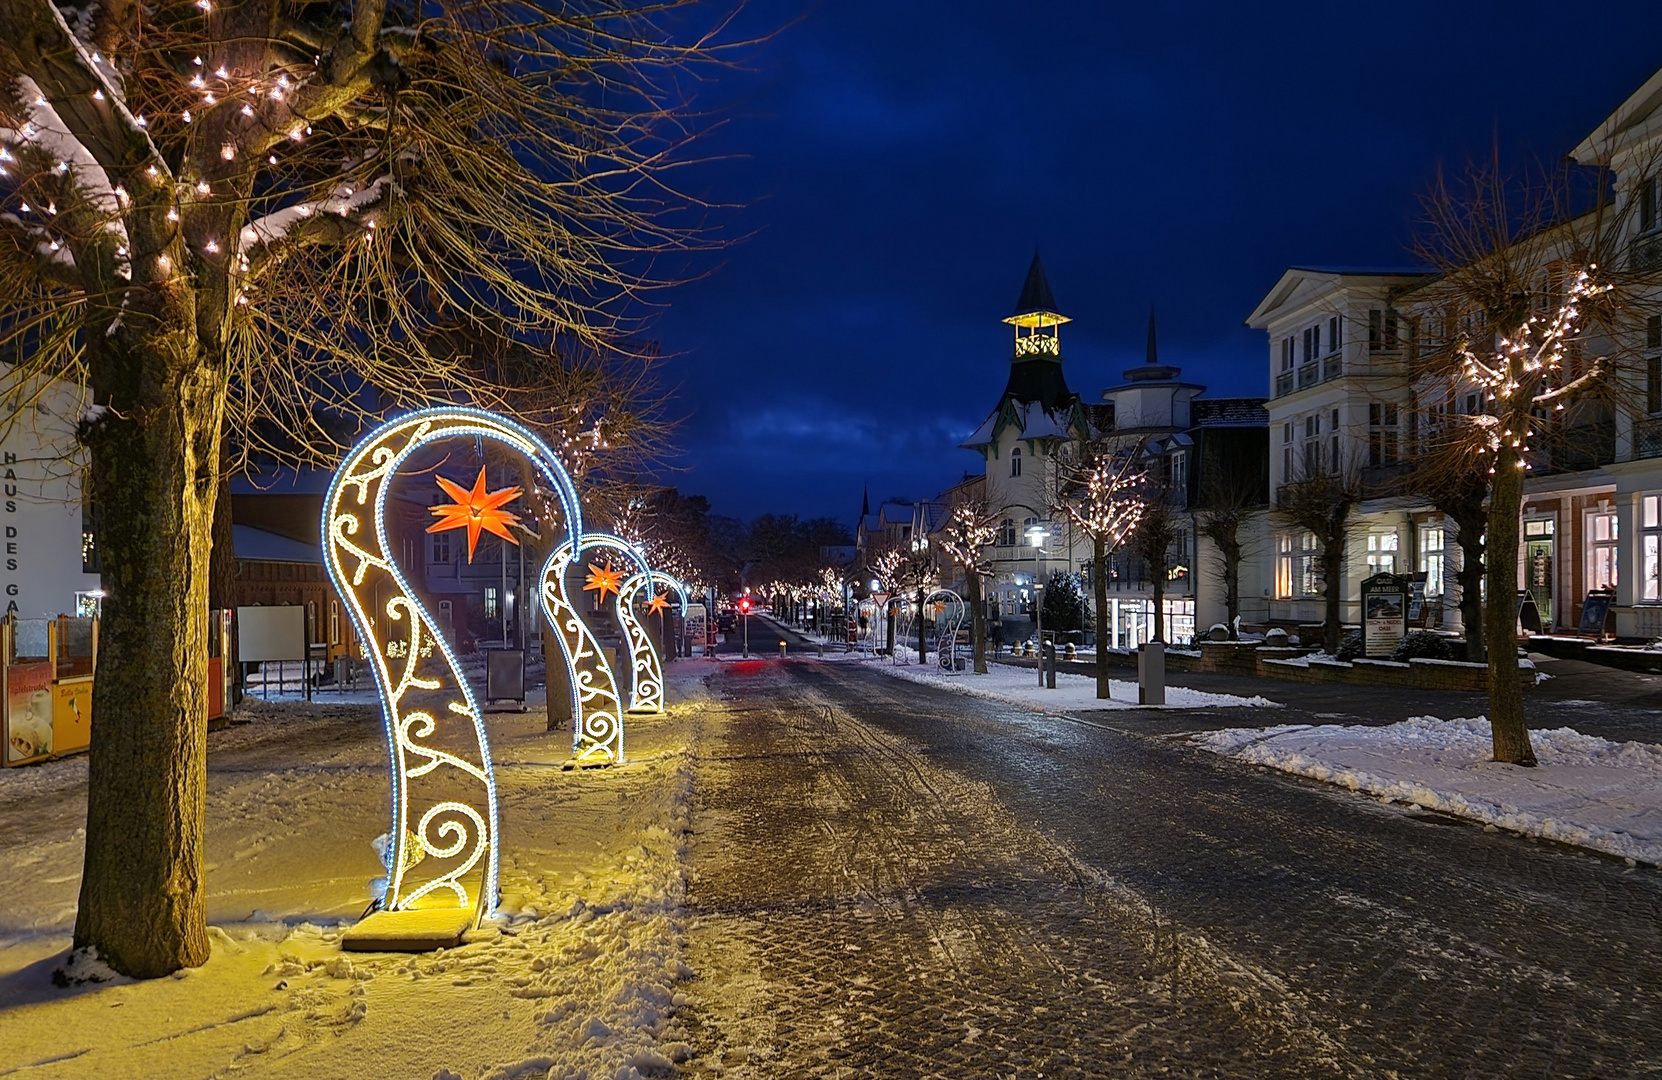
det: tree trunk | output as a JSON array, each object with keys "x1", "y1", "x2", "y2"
[
  {"x1": 1323, "y1": 539, "x2": 1345, "y2": 654},
  {"x1": 916, "y1": 584, "x2": 926, "y2": 665},
  {"x1": 968, "y1": 570, "x2": 988, "y2": 675},
  {"x1": 1222, "y1": 537, "x2": 1241, "y2": 634},
  {"x1": 1150, "y1": 575, "x2": 1165, "y2": 643},
  {"x1": 1093, "y1": 533, "x2": 1109, "y2": 697},
  {"x1": 885, "y1": 604, "x2": 896, "y2": 657},
  {"x1": 1456, "y1": 519, "x2": 1486, "y2": 664},
  {"x1": 74, "y1": 340, "x2": 224, "y2": 978},
  {"x1": 1484, "y1": 446, "x2": 1537, "y2": 765}
]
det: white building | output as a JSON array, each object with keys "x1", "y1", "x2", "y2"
[
  {"x1": 1244, "y1": 61, "x2": 1662, "y2": 641},
  {"x1": 961, "y1": 257, "x2": 1270, "y2": 645},
  {"x1": 0, "y1": 377, "x2": 102, "y2": 620}
]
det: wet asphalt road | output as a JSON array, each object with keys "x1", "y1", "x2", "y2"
[{"x1": 682, "y1": 659, "x2": 1662, "y2": 1079}]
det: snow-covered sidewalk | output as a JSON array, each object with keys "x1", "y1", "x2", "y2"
[
  {"x1": 864, "y1": 657, "x2": 1280, "y2": 711},
  {"x1": 0, "y1": 660, "x2": 719, "y2": 1080},
  {"x1": 1194, "y1": 716, "x2": 1662, "y2": 866}
]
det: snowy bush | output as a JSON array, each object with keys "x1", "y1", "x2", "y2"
[
  {"x1": 1335, "y1": 630, "x2": 1364, "y2": 662},
  {"x1": 1392, "y1": 630, "x2": 1457, "y2": 663}
]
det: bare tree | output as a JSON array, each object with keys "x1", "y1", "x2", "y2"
[
  {"x1": 1408, "y1": 151, "x2": 1662, "y2": 765},
  {"x1": 1054, "y1": 450, "x2": 1144, "y2": 697},
  {"x1": 1273, "y1": 469, "x2": 1360, "y2": 654},
  {"x1": 939, "y1": 499, "x2": 999, "y2": 674},
  {"x1": 1402, "y1": 420, "x2": 1487, "y2": 662},
  {"x1": 1193, "y1": 463, "x2": 1263, "y2": 636},
  {"x1": 0, "y1": 0, "x2": 734, "y2": 976}
]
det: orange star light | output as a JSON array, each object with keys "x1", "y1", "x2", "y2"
[
  {"x1": 427, "y1": 467, "x2": 523, "y2": 563},
  {"x1": 647, "y1": 592, "x2": 672, "y2": 616},
  {"x1": 584, "y1": 560, "x2": 625, "y2": 603}
]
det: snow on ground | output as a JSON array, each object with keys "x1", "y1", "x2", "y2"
[
  {"x1": 860, "y1": 655, "x2": 1280, "y2": 711},
  {"x1": 1194, "y1": 716, "x2": 1662, "y2": 866},
  {"x1": 0, "y1": 659, "x2": 719, "y2": 1079}
]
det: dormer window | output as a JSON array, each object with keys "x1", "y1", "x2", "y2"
[{"x1": 1010, "y1": 446, "x2": 1022, "y2": 477}]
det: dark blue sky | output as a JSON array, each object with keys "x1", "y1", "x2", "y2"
[{"x1": 650, "y1": 1, "x2": 1662, "y2": 524}]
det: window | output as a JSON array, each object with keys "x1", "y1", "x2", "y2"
[
  {"x1": 485, "y1": 585, "x2": 500, "y2": 620},
  {"x1": 1587, "y1": 509, "x2": 1618, "y2": 591},
  {"x1": 1369, "y1": 403, "x2": 1399, "y2": 466},
  {"x1": 1366, "y1": 532, "x2": 1398, "y2": 575},
  {"x1": 1169, "y1": 450, "x2": 1188, "y2": 494},
  {"x1": 1301, "y1": 413, "x2": 1321, "y2": 476},
  {"x1": 1010, "y1": 446, "x2": 1022, "y2": 478},
  {"x1": 1368, "y1": 308, "x2": 1399, "y2": 351},
  {"x1": 1641, "y1": 176, "x2": 1657, "y2": 234},
  {"x1": 1329, "y1": 316, "x2": 1341, "y2": 353},
  {"x1": 330, "y1": 599, "x2": 341, "y2": 645},
  {"x1": 1419, "y1": 526, "x2": 1445, "y2": 597},
  {"x1": 1275, "y1": 531, "x2": 1322, "y2": 598},
  {"x1": 996, "y1": 518, "x2": 1016, "y2": 547},
  {"x1": 1643, "y1": 496, "x2": 1662, "y2": 602},
  {"x1": 1303, "y1": 325, "x2": 1319, "y2": 363},
  {"x1": 1281, "y1": 338, "x2": 1295, "y2": 371},
  {"x1": 431, "y1": 530, "x2": 452, "y2": 564}
]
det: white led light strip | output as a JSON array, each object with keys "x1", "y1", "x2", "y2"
[
  {"x1": 322, "y1": 406, "x2": 585, "y2": 922},
  {"x1": 617, "y1": 571, "x2": 689, "y2": 714}
]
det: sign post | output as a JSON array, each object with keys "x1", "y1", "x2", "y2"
[{"x1": 1360, "y1": 572, "x2": 1410, "y2": 659}]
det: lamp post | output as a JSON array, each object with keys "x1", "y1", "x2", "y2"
[
  {"x1": 1027, "y1": 523, "x2": 1050, "y2": 687},
  {"x1": 911, "y1": 531, "x2": 930, "y2": 665}
]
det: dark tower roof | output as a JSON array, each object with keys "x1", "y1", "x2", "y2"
[
  {"x1": 1012, "y1": 252, "x2": 1062, "y2": 319},
  {"x1": 1122, "y1": 304, "x2": 1183, "y2": 382}
]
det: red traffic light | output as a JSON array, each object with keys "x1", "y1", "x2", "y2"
[{"x1": 738, "y1": 598, "x2": 752, "y2": 613}]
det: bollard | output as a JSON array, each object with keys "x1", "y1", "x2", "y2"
[
  {"x1": 817, "y1": 642, "x2": 825, "y2": 657},
  {"x1": 1043, "y1": 642, "x2": 1057, "y2": 688},
  {"x1": 779, "y1": 640, "x2": 788, "y2": 659},
  {"x1": 1138, "y1": 640, "x2": 1166, "y2": 705}
]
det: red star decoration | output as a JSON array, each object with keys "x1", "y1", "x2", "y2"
[
  {"x1": 427, "y1": 467, "x2": 523, "y2": 563},
  {"x1": 584, "y1": 560, "x2": 625, "y2": 603},
  {"x1": 647, "y1": 592, "x2": 672, "y2": 615}
]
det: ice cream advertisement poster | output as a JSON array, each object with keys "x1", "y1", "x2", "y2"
[{"x1": 5, "y1": 659, "x2": 54, "y2": 765}]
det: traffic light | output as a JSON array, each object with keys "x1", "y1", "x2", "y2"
[{"x1": 738, "y1": 597, "x2": 752, "y2": 614}]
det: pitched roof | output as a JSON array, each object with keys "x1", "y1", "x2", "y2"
[
  {"x1": 1012, "y1": 251, "x2": 1061, "y2": 318},
  {"x1": 233, "y1": 524, "x2": 322, "y2": 564},
  {"x1": 1190, "y1": 397, "x2": 1269, "y2": 427}
]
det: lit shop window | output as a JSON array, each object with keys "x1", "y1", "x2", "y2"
[
  {"x1": 1643, "y1": 496, "x2": 1662, "y2": 602},
  {"x1": 1587, "y1": 509, "x2": 1619, "y2": 591}
]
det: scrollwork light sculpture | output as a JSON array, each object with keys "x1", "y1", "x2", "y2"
[
  {"x1": 617, "y1": 571, "x2": 688, "y2": 713},
  {"x1": 323, "y1": 406, "x2": 585, "y2": 923},
  {"x1": 543, "y1": 532, "x2": 652, "y2": 763}
]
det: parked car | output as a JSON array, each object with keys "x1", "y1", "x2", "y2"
[{"x1": 716, "y1": 612, "x2": 737, "y2": 632}]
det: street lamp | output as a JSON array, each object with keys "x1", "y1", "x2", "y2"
[
  {"x1": 1026, "y1": 523, "x2": 1050, "y2": 687},
  {"x1": 911, "y1": 531, "x2": 930, "y2": 665}
]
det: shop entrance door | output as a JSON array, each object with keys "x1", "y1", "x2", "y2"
[{"x1": 1525, "y1": 519, "x2": 1555, "y2": 628}]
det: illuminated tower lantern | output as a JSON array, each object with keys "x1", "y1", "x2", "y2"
[{"x1": 1003, "y1": 252, "x2": 1072, "y2": 363}]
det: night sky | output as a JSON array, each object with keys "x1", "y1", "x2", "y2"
[{"x1": 651, "y1": 1, "x2": 1662, "y2": 526}]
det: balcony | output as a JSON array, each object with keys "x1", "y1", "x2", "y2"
[
  {"x1": 1636, "y1": 416, "x2": 1662, "y2": 460},
  {"x1": 1274, "y1": 354, "x2": 1345, "y2": 399}
]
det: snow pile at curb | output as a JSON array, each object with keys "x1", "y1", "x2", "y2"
[
  {"x1": 870, "y1": 658, "x2": 1279, "y2": 711},
  {"x1": 1194, "y1": 716, "x2": 1662, "y2": 865}
]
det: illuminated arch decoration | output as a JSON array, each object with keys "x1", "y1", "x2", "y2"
[
  {"x1": 617, "y1": 571, "x2": 689, "y2": 714},
  {"x1": 322, "y1": 406, "x2": 584, "y2": 924},
  {"x1": 892, "y1": 598, "x2": 914, "y2": 666},
  {"x1": 927, "y1": 588, "x2": 967, "y2": 673},
  {"x1": 542, "y1": 532, "x2": 651, "y2": 763}
]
